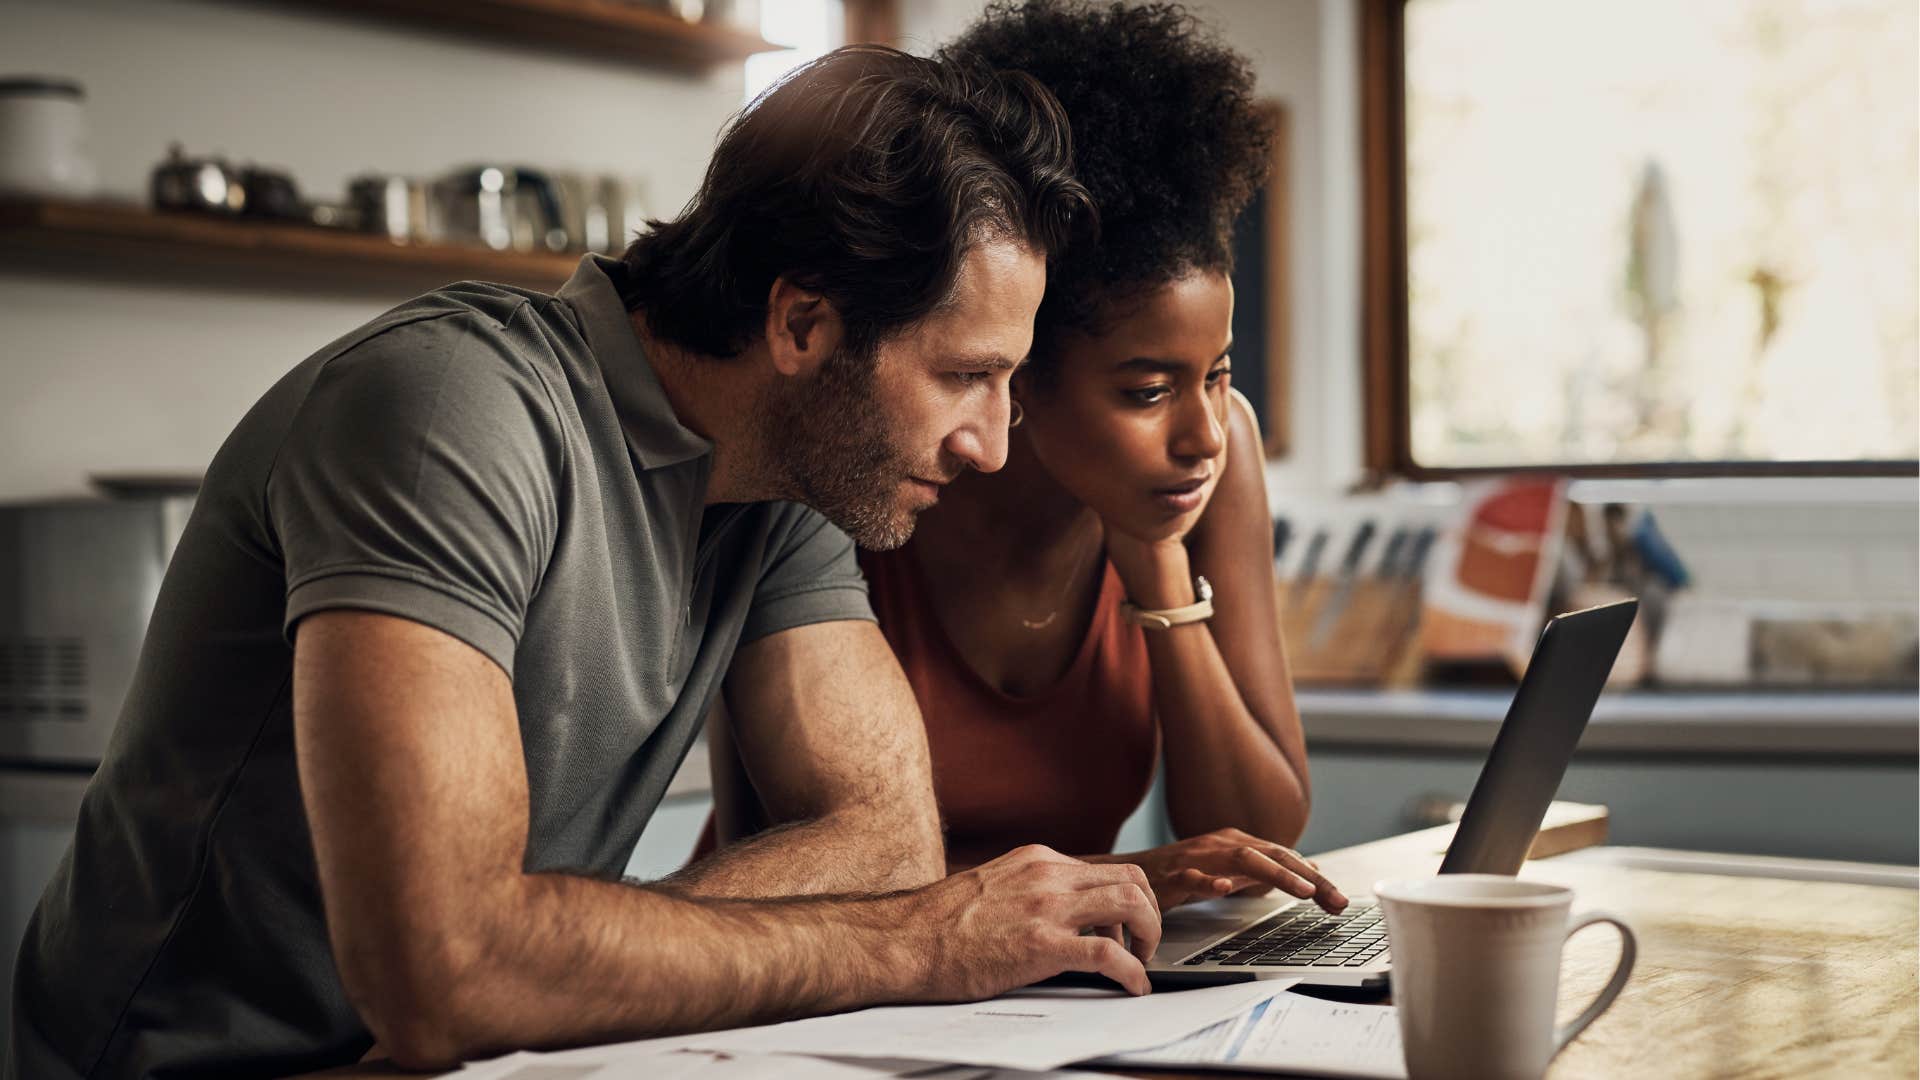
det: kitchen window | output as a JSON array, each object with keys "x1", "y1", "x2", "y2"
[{"x1": 1361, "y1": 0, "x2": 1919, "y2": 477}]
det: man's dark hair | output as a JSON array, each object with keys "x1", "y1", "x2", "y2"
[
  {"x1": 939, "y1": 1, "x2": 1272, "y2": 373},
  {"x1": 621, "y1": 45, "x2": 1095, "y2": 359}
]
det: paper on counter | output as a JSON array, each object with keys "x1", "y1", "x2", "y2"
[
  {"x1": 452, "y1": 1046, "x2": 895, "y2": 1079},
  {"x1": 455, "y1": 1046, "x2": 1110, "y2": 1079},
  {"x1": 1099, "y1": 990, "x2": 1406, "y2": 1079},
  {"x1": 453, "y1": 1047, "x2": 709, "y2": 1080},
  {"x1": 624, "y1": 979, "x2": 1293, "y2": 1071}
]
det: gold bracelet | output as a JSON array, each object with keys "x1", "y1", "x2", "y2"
[{"x1": 1120, "y1": 575, "x2": 1214, "y2": 630}]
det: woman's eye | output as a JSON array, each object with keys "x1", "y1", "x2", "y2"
[
  {"x1": 1206, "y1": 367, "x2": 1232, "y2": 388},
  {"x1": 1127, "y1": 386, "x2": 1172, "y2": 405}
]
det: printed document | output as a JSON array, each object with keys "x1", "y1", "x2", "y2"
[
  {"x1": 1100, "y1": 990, "x2": 1406, "y2": 1078},
  {"x1": 590, "y1": 979, "x2": 1294, "y2": 1072},
  {"x1": 456, "y1": 1047, "x2": 1108, "y2": 1079}
]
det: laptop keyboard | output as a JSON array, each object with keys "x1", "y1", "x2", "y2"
[{"x1": 1182, "y1": 901, "x2": 1391, "y2": 968}]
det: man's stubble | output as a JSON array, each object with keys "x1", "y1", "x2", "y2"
[{"x1": 759, "y1": 344, "x2": 929, "y2": 551}]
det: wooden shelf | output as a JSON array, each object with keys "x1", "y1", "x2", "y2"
[
  {"x1": 0, "y1": 198, "x2": 584, "y2": 295},
  {"x1": 278, "y1": 0, "x2": 781, "y2": 71}
]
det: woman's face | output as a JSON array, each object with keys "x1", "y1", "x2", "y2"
[{"x1": 1019, "y1": 272, "x2": 1234, "y2": 542}]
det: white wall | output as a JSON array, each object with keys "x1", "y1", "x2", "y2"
[
  {"x1": 0, "y1": 0, "x2": 748, "y2": 500},
  {"x1": 894, "y1": 0, "x2": 982, "y2": 49}
]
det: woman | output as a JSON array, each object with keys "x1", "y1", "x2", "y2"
[{"x1": 704, "y1": 0, "x2": 1345, "y2": 913}]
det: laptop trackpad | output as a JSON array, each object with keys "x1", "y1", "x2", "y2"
[{"x1": 1156, "y1": 894, "x2": 1295, "y2": 960}]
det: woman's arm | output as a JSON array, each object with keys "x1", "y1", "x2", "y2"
[{"x1": 1113, "y1": 390, "x2": 1311, "y2": 847}]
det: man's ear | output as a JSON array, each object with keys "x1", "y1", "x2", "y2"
[{"x1": 764, "y1": 277, "x2": 845, "y2": 378}]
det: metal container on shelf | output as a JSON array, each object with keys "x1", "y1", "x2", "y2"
[
  {"x1": 433, "y1": 165, "x2": 568, "y2": 253},
  {"x1": 150, "y1": 143, "x2": 243, "y2": 215},
  {"x1": 347, "y1": 172, "x2": 431, "y2": 244},
  {"x1": 599, "y1": 173, "x2": 650, "y2": 253}
]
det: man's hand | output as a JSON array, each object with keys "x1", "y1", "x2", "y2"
[
  {"x1": 1093, "y1": 829, "x2": 1348, "y2": 914},
  {"x1": 898, "y1": 845, "x2": 1163, "y2": 999}
]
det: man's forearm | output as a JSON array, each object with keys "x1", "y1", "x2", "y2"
[
  {"x1": 665, "y1": 804, "x2": 943, "y2": 899},
  {"x1": 381, "y1": 870, "x2": 929, "y2": 1066},
  {"x1": 698, "y1": 620, "x2": 946, "y2": 900}
]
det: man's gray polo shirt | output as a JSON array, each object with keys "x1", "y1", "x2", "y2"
[{"x1": 7, "y1": 255, "x2": 875, "y2": 1079}]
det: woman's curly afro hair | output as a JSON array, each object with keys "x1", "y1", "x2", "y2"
[{"x1": 939, "y1": 0, "x2": 1272, "y2": 368}]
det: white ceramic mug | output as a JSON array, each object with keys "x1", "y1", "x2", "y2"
[{"x1": 1375, "y1": 875, "x2": 1635, "y2": 1080}]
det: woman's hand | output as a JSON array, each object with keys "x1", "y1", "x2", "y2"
[{"x1": 1093, "y1": 828, "x2": 1348, "y2": 913}]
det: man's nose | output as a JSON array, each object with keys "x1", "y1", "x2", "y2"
[{"x1": 947, "y1": 389, "x2": 1011, "y2": 474}]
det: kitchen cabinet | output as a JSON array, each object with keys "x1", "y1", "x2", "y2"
[
  {"x1": 1295, "y1": 689, "x2": 1920, "y2": 863},
  {"x1": 1300, "y1": 747, "x2": 1918, "y2": 864}
]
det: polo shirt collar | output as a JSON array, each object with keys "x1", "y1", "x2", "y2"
[{"x1": 558, "y1": 254, "x2": 713, "y2": 471}]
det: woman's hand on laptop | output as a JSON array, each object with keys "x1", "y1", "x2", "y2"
[
  {"x1": 898, "y1": 844, "x2": 1162, "y2": 998},
  {"x1": 1090, "y1": 829, "x2": 1349, "y2": 913}
]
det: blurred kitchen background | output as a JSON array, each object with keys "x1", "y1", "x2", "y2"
[{"x1": 1, "y1": 0, "x2": 1915, "y2": 1044}]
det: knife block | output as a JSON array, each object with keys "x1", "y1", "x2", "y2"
[{"x1": 1277, "y1": 574, "x2": 1425, "y2": 686}]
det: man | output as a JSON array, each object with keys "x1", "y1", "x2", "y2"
[{"x1": 8, "y1": 46, "x2": 1162, "y2": 1079}]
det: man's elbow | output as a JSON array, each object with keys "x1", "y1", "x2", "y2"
[
  {"x1": 369, "y1": 1012, "x2": 473, "y2": 1072},
  {"x1": 831, "y1": 795, "x2": 943, "y2": 888},
  {"x1": 336, "y1": 930, "x2": 496, "y2": 1068}
]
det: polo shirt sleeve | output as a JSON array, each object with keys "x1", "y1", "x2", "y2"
[
  {"x1": 740, "y1": 503, "x2": 876, "y2": 645},
  {"x1": 267, "y1": 312, "x2": 563, "y2": 677}
]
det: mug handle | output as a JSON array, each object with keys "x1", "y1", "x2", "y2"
[{"x1": 1553, "y1": 911, "x2": 1637, "y2": 1055}]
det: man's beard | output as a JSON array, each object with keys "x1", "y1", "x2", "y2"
[{"x1": 759, "y1": 343, "x2": 930, "y2": 551}]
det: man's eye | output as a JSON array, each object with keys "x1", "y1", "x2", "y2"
[
  {"x1": 953, "y1": 370, "x2": 991, "y2": 386},
  {"x1": 1206, "y1": 367, "x2": 1232, "y2": 388},
  {"x1": 1127, "y1": 386, "x2": 1171, "y2": 405}
]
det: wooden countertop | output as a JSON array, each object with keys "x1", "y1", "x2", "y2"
[{"x1": 1295, "y1": 825, "x2": 1917, "y2": 1079}]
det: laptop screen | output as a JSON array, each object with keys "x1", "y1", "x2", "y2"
[{"x1": 1439, "y1": 599, "x2": 1637, "y2": 876}]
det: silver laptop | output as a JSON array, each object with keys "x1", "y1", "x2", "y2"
[{"x1": 1144, "y1": 598, "x2": 1637, "y2": 988}]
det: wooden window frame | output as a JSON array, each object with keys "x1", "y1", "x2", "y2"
[
  {"x1": 1257, "y1": 102, "x2": 1293, "y2": 459},
  {"x1": 1359, "y1": 0, "x2": 1918, "y2": 481}
]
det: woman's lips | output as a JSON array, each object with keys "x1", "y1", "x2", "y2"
[{"x1": 1152, "y1": 475, "x2": 1210, "y2": 514}]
